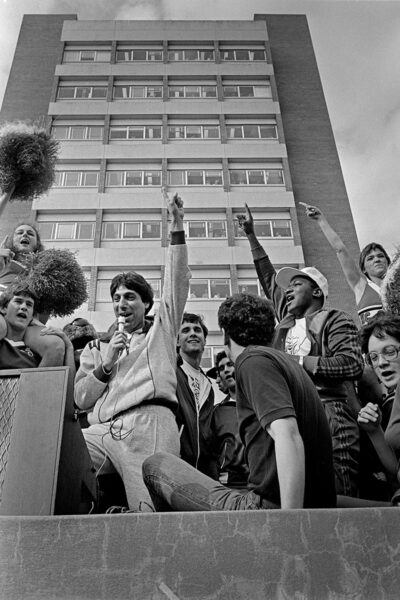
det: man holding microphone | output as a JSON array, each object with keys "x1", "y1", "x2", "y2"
[{"x1": 74, "y1": 189, "x2": 190, "y2": 512}]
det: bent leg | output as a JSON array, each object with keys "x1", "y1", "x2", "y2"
[{"x1": 143, "y1": 452, "x2": 276, "y2": 511}]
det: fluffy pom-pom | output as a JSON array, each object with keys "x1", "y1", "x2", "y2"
[
  {"x1": 22, "y1": 249, "x2": 88, "y2": 317},
  {"x1": 0, "y1": 122, "x2": 59, "y2": 200},
  {"x1": 381, "y1": 249, "x2": 400, "y2": 316}
]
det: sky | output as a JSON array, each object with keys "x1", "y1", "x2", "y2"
[{"x1": 0, "y1": 0, "x2": 399, "y2": 252}]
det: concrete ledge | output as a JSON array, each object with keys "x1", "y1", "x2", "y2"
[{"x1": 0, "y1": 508, "x2": 399, "y2": 599}]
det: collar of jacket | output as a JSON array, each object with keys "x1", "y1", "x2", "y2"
[{"x1": 100, "y1": 316, "x2": 154, "y2": 343}]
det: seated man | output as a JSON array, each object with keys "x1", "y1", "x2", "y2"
[
  {"x1": 237, "y1": 204, "x2": 362, "y2": 497},
  {"x1": 142, "y1": 293, "x2": 336, "y2": 510},
  {"x1": 74, "y1": 190, "x2": 190, "y2": 512},
  {"x1": 0, "y1": 284, "x2": 74, "y2": 370}
]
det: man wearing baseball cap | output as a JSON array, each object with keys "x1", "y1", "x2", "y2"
[{"x1": 237, "y1": 205, "x2": 363, "y2": 497}]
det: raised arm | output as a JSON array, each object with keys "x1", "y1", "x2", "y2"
[
  {"x1": 237, "y1": 204, "x2": 287, "y2": 320},
  {"x1": 358, "y1": 403, "x2": 398, "y2": 480},
  {"x1": 301, "y1": 203, "x2": 365, "y2": 298}
]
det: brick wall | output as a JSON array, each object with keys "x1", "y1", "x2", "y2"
[
  {"x1": 258, "y1": 14, "x2": 360, "y2": 317},
  {"x1": 0, "y1": 14, "x2": 77, "y2": 242}
]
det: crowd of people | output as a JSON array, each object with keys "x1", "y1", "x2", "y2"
[{"x1": 1, "y1": 186, "x2": 400, "y2": 513}]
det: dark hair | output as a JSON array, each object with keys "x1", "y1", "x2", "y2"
[
  {"x1": 359, "y1": 312, "x2": 400, "y2": 354},
  {"x1": 110, "y1": 272, "x2": 154, "y2": 314},
  {"x1": 359, "y1": 243, "x2": 390, "y2": 278},
  {"x1": 181, "y1": 312, "x2": 208, "y2": 339},
  {"x1": 0, "y1": 283, "x2": 38, "y2": 310},
  {"x1": 5, "y1": 222, "x2": 45, "y2": 254},
  {"x1": 215, "y1": 350, "x2": 227, "y2": 371},
  {"x1": 218, "y1": 293, "x2": 276, "y2": 347}
]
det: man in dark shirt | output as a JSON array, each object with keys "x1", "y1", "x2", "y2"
[{"x1": 143, "y1": 293, "x2": 336, "y2": 510}]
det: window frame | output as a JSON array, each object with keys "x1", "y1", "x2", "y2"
[
  {"x1": 168, "y1": 169, "x2": 223, "y2": 186},
  {"x1": 229, "y1": 168, "x2": 284, "y2": 186},
  {"x1": 57, "y1": 85, "x2": 107, "y2": 100},
  {"x1": 105, "y1": 170, "x2": 162, "y2": 187},
  {"x1": 109, "y1": 125, "x2": 162, "y2": 140},
  {"x1": 53, "y1": 171, "x2": 99, "y2": 188}
]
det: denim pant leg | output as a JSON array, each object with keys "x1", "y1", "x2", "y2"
[
  {"x1": 143, "y1": 452, "x2": 278, "y2": 511},
  {"x1": 323, "y1": 401, "x2": 360, "y2": 497}
]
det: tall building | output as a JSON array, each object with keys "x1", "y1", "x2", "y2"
[{"x1": 0, "y1": 14, "x2": 360, "y2": 367}]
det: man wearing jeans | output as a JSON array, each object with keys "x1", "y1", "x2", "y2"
[{"x1": 143, "y1": 293, "x2": 336, "y2": 511}]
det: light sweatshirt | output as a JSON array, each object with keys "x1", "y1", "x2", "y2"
[{"x1": 74, "y1": 232, "x2": 190, "y2": 424}]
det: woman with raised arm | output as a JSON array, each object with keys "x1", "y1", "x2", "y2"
[{"x1": 302, "y1": 203, "x2": 390, "y2": 325}]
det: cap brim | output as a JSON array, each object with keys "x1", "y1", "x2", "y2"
[{"x1": 275, "y1": 267, "x2": 307, "y2": 290}]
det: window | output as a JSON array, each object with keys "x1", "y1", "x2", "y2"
[
  {"x1": 57, "y1": 86, "x2": 107, "y2": 100},
  {"x1": 168, "y1": 125, "x2": 220, "y2": 140},
  {"x1": 63, "y1": 49, "x2": 111, "y2": 62},
  {"x1": 109, "y1": 125, "x2": 162, "y2": 140},
  {"x1": 53, "y1": 171, "x2": 99, "y2": 187},
  {"x1": 185, "y1": 221, "x2": 226, "y2": 239},
  {"x1": 168, "y1": 170, "x2": 223, "y2": 186},
  {"x1": 226, "y1": 124, "x2": 277, "y2": 140},
  {"x1": 168, "y1": 85, "x2": 217, "y2": 99},
  {"x1": 189, "y1": 279, "x2": 231, "y2": 299},
  {"x1": 39, "y1": 222, "x2": 95, "y2": 240},
  {"x1": 105, "y1": 171, "x2": 162, "y2": 187},
  {"x1": 229, "y1": 169, "x2": 284, "y2": 186},
  {"x1": 113, "y1": 85, "x2": 163, "y2": 99},
  {"x1": 116, "y1": 49, "x2": 163, "y2": 62},
  {"x1": 52, "y1": 125, "x2": 103, "y2": 140},
  {"x1": 237, "y1": 280, "x2": 262, "y2": 296},
  {"x1": 96, "y1": 278, "x2": 161, "y2": 301},
  {"x1": 234, "y1": 219, "x2": 292, "y2": 238},
  {"x1": 223, "y1": 85, "x2": 271, "y2": 99},
  {"x1": 102, "y1": 221, "x2": 161, "y2": 239},
  {"x1": 221, "y1": 49, "x2": 266, "y2": 61},
  {"x1": 168, "y1": 49, "x2": 214, "y2": 62}
]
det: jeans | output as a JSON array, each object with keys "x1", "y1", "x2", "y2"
[
  {"x1": 83, "y1": 405, "x2": 180, "y2": 511},
  {"x1": 323, "y1": 401, "x2": 360, "y2": 497},
  {"x1": 142, "y1": 452, "x2": 279, "y2": 511}
]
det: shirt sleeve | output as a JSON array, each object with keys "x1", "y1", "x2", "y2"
[
  {"x1": 238, "y1": 353, "x2": 296, "y2": 429},
  {"x1": 251, "y1": 245, "x2": 288, "y2": 322},
  {"x1": 303, "y1": 312, "x2": 363, "y2": 379},
  {"x1": 74, "y1": 342, "x2": 108, "y2": 410}
]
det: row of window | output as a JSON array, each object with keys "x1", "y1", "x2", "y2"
[
  {"x1": 53, "y1": 168, "x2": 284, "y2": 188},
  {"x1": 52, "y1": 123, "x2": 278, "y2": 141},
  {"x1": 96, "y1": 278, "x2": 266, "y2": 302},
  {"x1": 39, "y1": 219, "x2": 292, "y2": 241},
  {"x1": 63, "y1": 48, "x2": 267, "y2": 63},
  {"x1": 57, "y1": 83, "x2": 271, "y2": 100}
]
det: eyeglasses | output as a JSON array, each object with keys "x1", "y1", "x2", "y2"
[{"x1": 365, "y1": 345, "x2": 400, "y2": 367}]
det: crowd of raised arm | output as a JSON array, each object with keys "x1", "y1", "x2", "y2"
[{"x1": 2, "y1": 185, "x2": 400, "y2": 513}]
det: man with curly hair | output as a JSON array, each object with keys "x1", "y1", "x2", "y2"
[
  {"x1": 142, "y1": 293, "x2": 336, "y2": 510},
  {"x1": 237, "y1": 204, "x2": 363, "y2": 498}
]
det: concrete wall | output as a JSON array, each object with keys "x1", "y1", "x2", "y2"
[{"x1": 0, "y1": 509, "x2": 399, "y2": 599}]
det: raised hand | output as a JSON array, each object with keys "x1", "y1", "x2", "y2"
[
  {"x1": 162, "y1": 187, "x2": 184, "y2": 230},
  {"x1": 299, "y1": 202, "x2": 323, "y2": 221},
  {"x1": 236, "y1": 203, "x2": 254, "y2": 235}
]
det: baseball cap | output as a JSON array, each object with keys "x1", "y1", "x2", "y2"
[{"x1": 275, "y1": 266, "x2": 328, "y2": 305}]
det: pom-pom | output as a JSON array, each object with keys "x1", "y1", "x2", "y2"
[
  {"x1": 0, "y1": 122, "x2": 59, "y2": 200},
  {"x1": 22, "y1": 249, "x2": 88, "y2": 317},
  {"x1": 381, "y1": 249, "x2": 400, "y2": 316}
]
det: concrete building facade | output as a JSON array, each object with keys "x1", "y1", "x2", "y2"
[{"x1": 0, "y1": 14, "x2": 360, "y2": 368}]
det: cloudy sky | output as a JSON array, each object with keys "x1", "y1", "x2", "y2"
[{"x1": 0, "y1": 0, "x2": 399, "y2": 252}]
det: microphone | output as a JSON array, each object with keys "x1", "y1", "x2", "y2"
[{"x1": 117, "y1": 315, "x2": 126, "y2": 332}]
